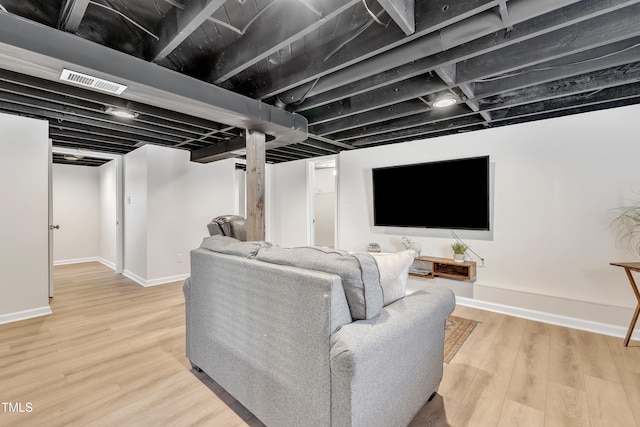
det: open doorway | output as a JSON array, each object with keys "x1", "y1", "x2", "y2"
[
  {"x1": 49, "y1": 147, "x2": 123, "y2": 297},
  {"x1": 308, "y1": 158, "x2": 337, "y2": 248}
]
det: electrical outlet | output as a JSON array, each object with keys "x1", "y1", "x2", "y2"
[{"x1": 177, "y1": 253, "x2": 183, "y2": 263}]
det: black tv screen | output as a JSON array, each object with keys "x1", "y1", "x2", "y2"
[{"x1": 372, "y1": 156, "x2": 490, "y2": 230}]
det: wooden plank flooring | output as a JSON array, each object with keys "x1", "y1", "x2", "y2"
[{"x1": 0, "y1": 262, "x2": 639, "y2": 426}]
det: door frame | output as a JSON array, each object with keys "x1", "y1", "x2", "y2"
[{"x1": 50, "y1": 147, "x2": 124, "y2": 285}]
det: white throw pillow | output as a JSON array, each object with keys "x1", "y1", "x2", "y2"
[{"x1": 370, "y1": 250, "x2": 416, "y2": 306}]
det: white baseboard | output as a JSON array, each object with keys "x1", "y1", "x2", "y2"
[
  {"x1": 54, "y1": 256, "x2": 100, "y2": 266},
  {"x1": 123, "y1": 270, "x2": 189, "y2": 287},
  {"x1": 456, "y1": 296, "x2": 640, "y2": 341},
  {"x1": 97, "y1": 257, "x2": 116, "y2": 270},
  {"x1": 0, "y1": 306, "x2": 52, "y2": 325},
  {"x1": 53, "y1": 256, "x2": 116, "y2": 270}
]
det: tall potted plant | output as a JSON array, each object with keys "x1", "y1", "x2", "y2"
[{"x1": 451, "y1": 242, "x2": 468, "y2": 263}]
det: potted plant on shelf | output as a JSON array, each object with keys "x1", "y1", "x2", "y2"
[
  {"x1": 610, "y1": 201, "x2": 640, "y2": 256},
  {"x1": 451, "y1": 242, "x2": 468, "y2": 263}
]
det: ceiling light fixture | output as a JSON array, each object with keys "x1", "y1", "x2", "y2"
[
  {"x1": 105, "y1": 106, "x2": 138, "y2": 119},
  {"x1": 432, "y1": 94, "x2": 458, "y2": 108}
]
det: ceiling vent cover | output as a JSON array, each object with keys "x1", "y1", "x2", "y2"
[{"x1": 59, "y1": 69, "x2": 127, "y2": 95}]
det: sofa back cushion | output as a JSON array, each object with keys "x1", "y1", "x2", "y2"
[
  {"x1": 200, "y1": 235, "x2": 272, "y2": 258},
  {"x1": 256, "y1": 246, "x2": 383, "y2": 320}
]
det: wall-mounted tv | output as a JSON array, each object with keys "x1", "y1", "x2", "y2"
[{"x1": 372, "y1": 156, "x2": 490, "y2": 230}]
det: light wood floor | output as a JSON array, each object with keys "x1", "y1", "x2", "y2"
[{"x1": 0, "y1": 263, "x2": 639, "y2": 426}]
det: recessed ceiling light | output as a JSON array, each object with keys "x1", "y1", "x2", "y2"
[
  {"x1": 105, "y1": 106, "x2": 138, "y2": 119},
  {"x1": 432, "y1": 96, "x2": 457, "y2": 108}
]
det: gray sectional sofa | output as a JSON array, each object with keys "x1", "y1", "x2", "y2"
[{"x1": 183, "y1": 236, "x2": 455, "y2": 427}]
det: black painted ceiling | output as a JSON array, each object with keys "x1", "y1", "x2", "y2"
[{"x1": 0, "y1": 0, "x2": 639, "y2": 166}]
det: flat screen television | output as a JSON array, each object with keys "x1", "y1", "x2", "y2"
[{"x1": 372, "y1": 156, "x2": 490, "y2": 230}]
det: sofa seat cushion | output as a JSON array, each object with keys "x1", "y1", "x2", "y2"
[
  {"x1": 370, "y1": 250, "x2": 415, "y2": 306},
  {"x1": 256, "y1": 246, "x2": 383, "y2": 320},
  {"x1": 200, "y1": 235, "x2": 272, "y2": 258}
]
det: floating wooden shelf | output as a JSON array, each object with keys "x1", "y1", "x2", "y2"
[{"x1": 410, "y1": 256, "x2": 476, "y2": 281}]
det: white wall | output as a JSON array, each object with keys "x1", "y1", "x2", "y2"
[
  {"x1": 52, "y1": 164, "x2": 100, "y2": 262},
  {"x1": 270, "y1": 104, "x2": 640, "y2": 333},
  {"x1": 50, "y1": 160, "x2": 117, "y2": 268},
  {"x1": 124, "y1": 146, "x2": 149, "y2": 281},
  {"x1": 341, "y1": 104, "x2": 640, "y2": 328},
  {"x1": 123, "y1": 144, "x2": 238, "y2": 285},
  {"x1": 269, "y1": 159, "x2": 309, "y2": 247},
  {"x1": 0, "y1": 114, "x2": 50, "y2": 322}
]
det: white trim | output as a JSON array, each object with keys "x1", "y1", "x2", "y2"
[
  {"x1": 48, "y1": 138, "x2": 53, "y2": 297},
  {"x1": 0, "y1": 306, "x2": 52, "y2": 325},
  {"x1": 123, "y1": 270, "x2": 189, "y2": 287},
  {"x1": 144, "y1": 274, "x2": 190, "y2": 287},
  {"x1": 97, "y1": 257, "x2": 116, "y2": 270},
  {"x1": 54, "y1": 257, "x2": 101, "y2": 266},
  {"x1": 456, "y1": 296, "x2": 640, "y2": 341},
  {"x1": 122, "y1": 269, "x2": 146, "y2": 286},
  {"x1": 51, "y1": 146, "x2": 124, "y2": 274},
  {"x1": 53, "y1": 257, "x2": 116, "y2": 270}
]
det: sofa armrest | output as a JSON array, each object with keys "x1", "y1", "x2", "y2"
[{"x1": 329, "y1": 284, "x2": 455, "y2": 427}]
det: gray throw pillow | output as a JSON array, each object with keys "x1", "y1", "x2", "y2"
[{"x1": 255, "y1": 246, "x2": 383, "y2": 320}]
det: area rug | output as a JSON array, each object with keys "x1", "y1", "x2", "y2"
[{"x1": 444, "y1": 315, "x2": 479, "y2": 363}]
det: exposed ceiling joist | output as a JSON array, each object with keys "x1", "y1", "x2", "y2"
[
  {"x1": 457, "y1": 4, "x2": 640, "y2": 83},
  {"x1": 338, "y1": 104, "x2": 475, "y2": 143},
  {"x1": 190, "y1": 136, "x2": 246, "y2": 163},
  {"x1": 1, "y1": 0, "x2": 640, "y2": 165},
  {"x1": 254, "y1": 0, "x2": 502, "y2": 100},
  {"x1": 474, "y1": 38, "x2": 640, "y2": 97},
  {"x1": 58, "y1": 0, "x2": 89, "y2": 33},
  {"x1": 294, "y1": 2, "x2": 640, "y2": 140},
  {"x1": 377, "y1": 0, "x2": 415, "y2": 35},
  {"x1": 293, "y1": 0, "x2": 629, "y2": 113},
  {"x1": 210, "y1": 0, "x2": 362, "y2": 84},
  {"x1": 479, "y1": 62, "x2": 640, "y2": 111},
  {"x1": 143, "y1": 0, "x2": 226, "y2": 62},
  {"x1": 305, "y1": 75, "x2": 446, "y2": 126},
  {"x1": 0, "y1": 11, "x2": 307, "y2": 150}
]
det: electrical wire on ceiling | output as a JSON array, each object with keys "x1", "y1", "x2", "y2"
[
  {"x1": 241, "y1": 0, "x2": 278, "y2": 34},
  {"x1": 88, "y1": 0, "x2": 159, "y2": 40},
  {"x1": 208, "y1": 17, "x2": 242, "y2": 34},
  {"x1": 362, "y1": 0, "x2": 388, "y2": 27},
  {"x1": 475, "y1": 41, "x2": 640, "y2": 83},
  {"x1": 323, "y1": 10, "x2": 385, "y2": 63},
  {"x1": 295, "y1": 77, "x2": 320, "y2": 105}
]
